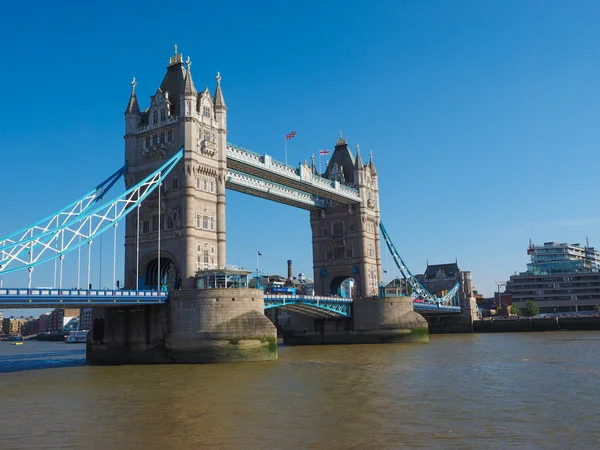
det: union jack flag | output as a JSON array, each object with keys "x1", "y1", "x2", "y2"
[
  {"x1": 286, "y1": 131, "x2": 296, "y2": 140},
  {"x1": 319, "y1": 150, "x2": 330, "y2": 155}
]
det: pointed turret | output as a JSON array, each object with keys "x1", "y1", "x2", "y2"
[
  {"x1": 125, "y1": 78, "x2": 141, "y2": 134},
  {"x1": 214, "y1": 72, "x2": 226, "y2": 110},
  {"x1": 180, "y1": 56, "x2": 197, "y2": 117},
  {"x1": 354, "y1": 143, "x2": 364, "y2": 170},
  {"x1": 214, "y1": 72, "x2": 227, "y2": 130},
  {"x1": 324, "y1": 131, "x2": 355, "y2": 183},
  {"x1": 183, "y1": 57, "x2": 197, "y2": 95},
  {"x1": 125, "y1": 77, "x2": 141, "y2": 116},
  {"x1": 369, "y1": 150, "x2": 377, "y2": 176},
  {"x1": 352, "y1": 143, "x2": 364, "y2": 186}
]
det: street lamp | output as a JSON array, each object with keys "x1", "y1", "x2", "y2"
[{"x1": 495, "y1": 281, "x2": 506, "y2": 311}]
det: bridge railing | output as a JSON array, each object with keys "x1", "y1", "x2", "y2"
[
  {"x1": 263, "y1": 294, "x2": 352, "y2": 303},
  {"x1": 0, "y1": 288, "x2": 167, "y2": 298}
]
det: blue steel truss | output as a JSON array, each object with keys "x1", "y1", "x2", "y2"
[
  {"x1": 0, "y1": 287, "x2": 167, "y2": 308},
  {"x1": 380, "y1": 221, "x2": 460, "y2": 306},
  {"x1": 264, "y1": 295, "x2": 352, "y2": 317},
  {"x1": 0, "y1": 162, "x2": 127, "y2": 250},
  {"x1": 0, "y1": 148, "x2": 183, "y2": 275}
]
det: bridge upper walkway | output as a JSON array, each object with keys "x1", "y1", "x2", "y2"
[{"x1": 226, "y1": 144, "x2": 361, "y2": 205}]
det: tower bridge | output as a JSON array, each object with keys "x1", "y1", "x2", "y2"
[{"x1": 0, "y1": 47, "x2": 477, "y2": 364}]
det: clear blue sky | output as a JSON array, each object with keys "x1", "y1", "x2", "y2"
[{"x1": 2, "y1": 0, "x2": 600, "y2": 318}]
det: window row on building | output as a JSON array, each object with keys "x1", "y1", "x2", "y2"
[
  {"x1": 197, "y1": 176, "x2": 215, "y2": 193},
  {"x1": 326, "y1": 246, "x2": 354, "y2": 260},
  {"x1": 152, "y1": 108, "x2": 169, "y2": 125},
  {"x1": 321, "y1": 222, "x2": 364, "y2": 237},
  {"x1": 196, "y1": 244, "x2": 216, "y2": 270},
  {"x1": 141, "y1": 214, "x2": 177, "y2": 233},
  {"x1": 198, "y1": 129, "x2": 216, "y2": 144},
  {"x1": 196, "y1": 214, "x2": 216, "y2": 231},
  {"x1": 144, "y1": 129, "x2": 174, "y2": 148},
  {"x1": 367, "y1": 267, "x2": 378, "y2": 288}
]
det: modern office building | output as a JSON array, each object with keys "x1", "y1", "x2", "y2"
[
  {"x1": 526, "y1": 241, "x2": 600, "y2": 274},
  {"x1": 508, "y1": 241, "x2": 600, "y2": 313}
]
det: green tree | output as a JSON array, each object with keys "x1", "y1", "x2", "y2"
[
  {"x1": 593, "y1": 305, "x2": 600, "y2": 313},
  {"x1": 524, "y1": 300, "x2": 539, "y2": 317},
  {"x1": 509, "y1": 304, "x2": 520, "y2": 316}
]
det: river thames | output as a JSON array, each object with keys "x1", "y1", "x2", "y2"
[{"x1": 1, "y1": 332, "x2": 599, "y2": 449}]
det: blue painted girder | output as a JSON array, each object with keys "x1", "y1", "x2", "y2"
[
  {"x1": 264, "y1": 295, "x2": 353, "y2": 317},
  {"x1": 0, "y1": 288, "x2": 168, "y2": 308}
]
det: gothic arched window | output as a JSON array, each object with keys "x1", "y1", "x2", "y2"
[
  {"x1": 160, "y1": 109, "x2": 166, "y2": 122},
  {"x1": 152, "y1": 110, "x2": 158, "y2": 124},
  {"x1": 332, "y1": 221, "x2": 344, "y2": 236}
]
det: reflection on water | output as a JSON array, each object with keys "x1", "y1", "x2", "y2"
[
  {"x1": 1, "y1": 333, "x2": 600, "y2": 448},
  {"x1": 0, "y1": 343, "x2": 85, "y2": 373}
]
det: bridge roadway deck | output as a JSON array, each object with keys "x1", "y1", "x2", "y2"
[
  {"x1": 0, "y1": 288, "x2": 168, "y2": 308},
  {"x1": 0, "y1": 289, "x2": 462, "y2": 315},
  {"x1": 226, "y1": 144, "x2": 361, "y2": 205}
]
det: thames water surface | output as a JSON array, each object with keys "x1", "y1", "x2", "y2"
[{"x1": 1, "y1": 332, "x2": 600, "y2": 449}]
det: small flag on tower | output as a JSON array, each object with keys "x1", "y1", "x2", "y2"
[
  {"x1": 286, "y1": 131, "x2": 296, "y2": 140},
  {"x1": 319, "y1": 150, "x2": 330, "y2": 155}
]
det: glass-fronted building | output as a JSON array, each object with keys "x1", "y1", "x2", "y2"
[
  {"x1": 196, "y1": 269, "x2": 252, "y2": 289},
  {"x1": 508, "y1": 241, "x2": 600, "y2": 313}
]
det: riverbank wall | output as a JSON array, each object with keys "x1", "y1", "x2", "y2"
[{"x1": 474, "y1": 316, "x2": 600, "y2": 333}]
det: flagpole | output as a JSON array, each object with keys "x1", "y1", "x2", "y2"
[
  {"x1": 285, "y1": 135, "x2": 287, "y2": 166},
  {"x1": 319, "y1": 153, "x2": 322, "y2": 175}
]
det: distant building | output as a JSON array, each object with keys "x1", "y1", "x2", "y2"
[
  {"x1": 384, "y1": 277, "x2": 408, "y2": 297},
  {"x1": 41, "y1": 309, "x2": 81, "y2": 334},
  {"x1": 508, "y1": 240, "x2": 600, "y2": 313},
  {"x1": 2, "y1": 317, "x2": 31, "y2": 336},
  {"x1": 21, "y1": 318, "x2": 40, "y2": 337},
  {"x1": 64, "y1": 317, "x2": 80, "y2": 333},
  {"x1": 416, "y1": 262, "x2": 474, "y2": 305},
  {"x1": 80, "y1": 308, "x2": 93, "y2": 331},
  {"x1": 39, "y1": 312, "x2": 52, "y2": 333}
]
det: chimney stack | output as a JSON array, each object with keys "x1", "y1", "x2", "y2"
[{"x1": 287, "y1": 260, "x2": 293, "y2": 280}]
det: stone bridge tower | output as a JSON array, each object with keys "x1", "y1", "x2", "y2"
[
  {"x1": 310, "y1": 134, "x2": 382, "y2": 297},
  {"x1": 123, "y1": 47, "x2": 227, "y2": 289}
]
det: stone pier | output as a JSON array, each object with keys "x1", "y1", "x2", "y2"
[
  {"x1": 425, "y1": 297, "x2": 480, "y2": 334},
  {"x1": 86, "y1": 288, "x2": 277, "y2": 364},
  {"x1": 282, "y1": 296, "x2": 429, "y2": 345}
]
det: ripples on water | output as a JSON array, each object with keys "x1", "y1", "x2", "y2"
[{"x1": 1, "y1": 333, "x2": 600, "y2": 449}]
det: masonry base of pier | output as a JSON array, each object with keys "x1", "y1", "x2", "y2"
[
  {"x1": 86, "y1": 288, "x2": 277, "y2": 365},
  {"x1": 423, "y1": 297, "x2": 479, "y2": 334},
  {"x1": 282, "y1": 296, "x2": 429, "y2": 345},
  {"x1": 425, "y1": 315, "x2": 475, "y2": 334}
]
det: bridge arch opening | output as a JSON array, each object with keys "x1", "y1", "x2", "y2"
[
  {"x1": 144, "y1": 258, "x2": 179, "y2": 291},
  {"x1": 330, "y1": 276, "x2": 357, "y2": 299}
]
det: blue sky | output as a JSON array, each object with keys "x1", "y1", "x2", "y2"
[{"x1": 1, "y1": 0, "x2": 600, "y2": 317}]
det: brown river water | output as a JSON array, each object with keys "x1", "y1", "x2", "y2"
[{"x1": 1, "y1": 332, "x2": 600, "y2": 449}]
